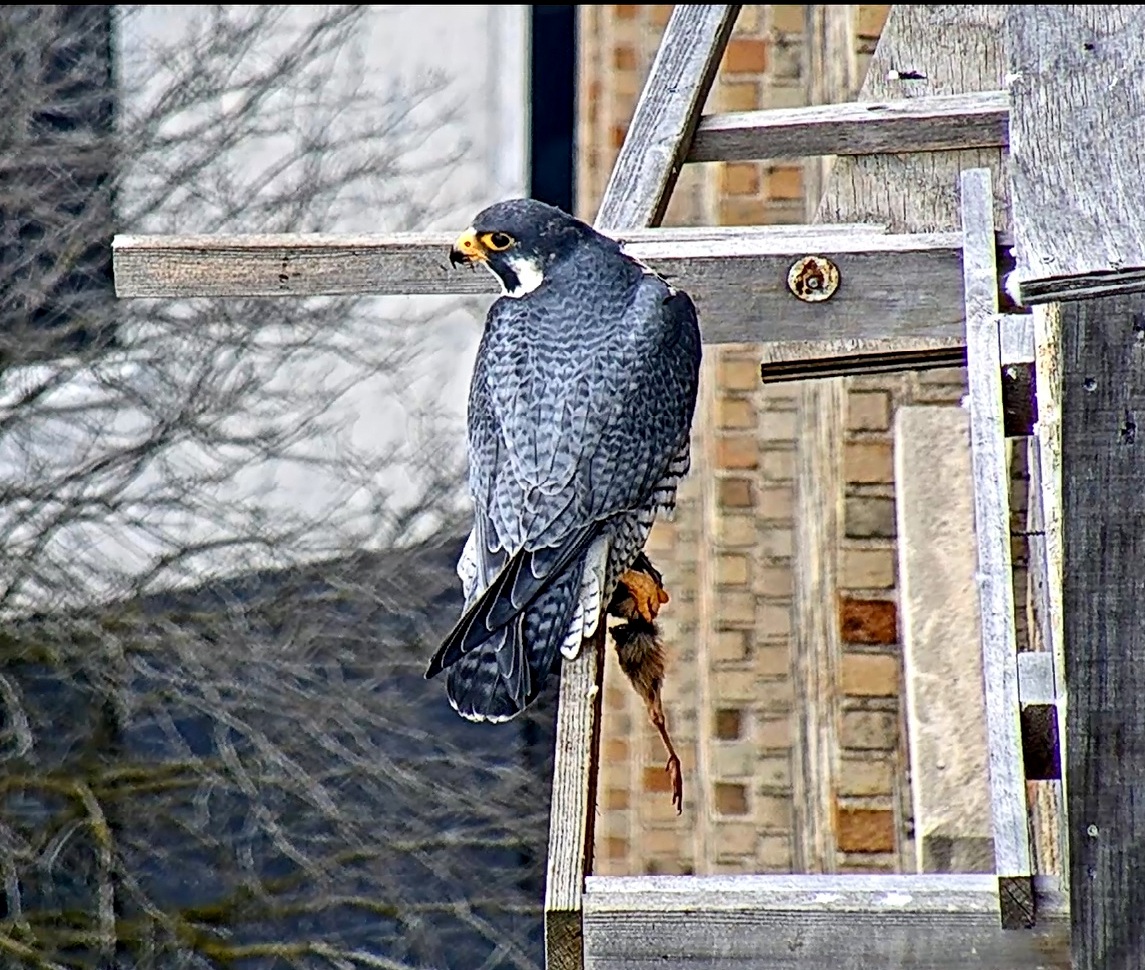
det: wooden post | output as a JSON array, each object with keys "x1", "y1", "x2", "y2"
[{"x1": 1060, "y1": 296, "x2": 1145, "y2": 968}]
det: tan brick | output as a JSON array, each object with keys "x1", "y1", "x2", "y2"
[
  {"x1": 848, "y1": 391, "x2": 892, "y2": 431},
  {"x1": 766, "y1": 165, "x2": 803, "y2": 201},
  {"x1": 603, "y1": 836, "x2": 629, "y2": 860},
  {"x1": 761, "y1": 448, "x2": 795, "y2": 482},
  {"x1": 715, "y1": 707, "x2": 743, "y2": 740},
  {"x1": 604, "y1": 786, "x2": 630, "y2": 810},
  {"x1": 841, "y1": 652, "x2": 900, "y2": 697},
  {"x1": 643, "y1": 765, "x2": 675, "y2": 793},
  {"x1": 716, "y1": 435, "x2": 760, "y2": 470},
  {"x1": 756, "y1": 678, "x2": 794, "y2": 710},
  {"x1": 717, "y1": 552, "x2": 750, "y2": 586},
  {"x1": 838, "y1": 757, "x2": 893, "y2": 797},
  {"x1": 716, "y1": 395, "x2": 756, "y2": 429},
  {"x1": 713, "y1": 669, "x2": 756, "y2": 703},
  {"x1": 759, "y1": 485, "x2": 793, "y2": 520},
  {"x1": 648, "y1": 5, "x2": 673, "y2": 27},
  {"x1": 613, "y1": 44, "x2": 637, "y2": 71},
  {"x1": 770, "y1": 4, "x2": 806, "y2": 33},
  {"x1": 644, "y1": 520, "x2": 676, "y2": 552},
  {"x1": 718, "y1": 79, "x2": 762, "y2": 112},
  {"x1": 840, "y1": 710, "x2": 899, "y2": 751},
  {"x1": 857, "y1": 4, "x2": 892, "y2": 38},
  {"x1": 759, "y1": 833, "x2": 793, "y2": 869},
  {"x1": 759, "y1": 527, "x2": 793, "y2": 560},
  {"x1": 719, "y1": 196, "x2": 768, "y2": 226},
  {"x1": 757, "y1": 602, "x2": 792, "y2": 640},
  {"x1": 757, "y1": 564, "x2": 793, "y2": 597},
  {"x1": 756, "y1": 755, "x2": 792, "y2": 791},
  {"x1": 719, "y1": 589, "x2": 757, "y2": 625},
  {"x1": 714, "y1": 782, "x2": 750, "y2": 816},
  {"x1": 713, "y1": 743, "x2": 754, "y2": 778},
  {"x1": 603, "y1": 737, "x2": 629, "y2": 763},
  {"x1": 712, "y1": 629, "x2": 748, "y2": 662},
  {"x1": 841, "y1": 548, "x2": 896, "y2": 589},
  {"x1": 760, "y1": 82, "x2": 807, "y2": 110},
  {"x1": 722, "y1": 162, "x2": 762, "y2": 197},
  {"x1": 846, "y1": 441, "x2": 895, "y2": 483},
  {"x1": 836, "y1": 806, "x2": 896, "y2": 853},
  {"x1": 769, "y1": 36, "x2": 804, "y2": 81},
  {"x1": 759, "y1": 408, "x2": 798, "y2": 441},
  {"x1": 719, "y1": 477, "x2": 755, "y2": 508},
  {"x1": 717, "y1": 515, "x2": 757, "y2": 548},
  {"x1": 757, "y1": 716, "x2": 793, "y2": 750},
  {"x1": 722, "y1": 37, "x2": 769, "y2": 74},
  {"x1": 643, "y1": 827, "x2": 684, "y2": 856},
  {"x1": 754, "y1": 645, "x2": 790, "y2": 677},
  {"x1": 839, "y1": 597, "x2": 898, "y2": 645},
  {"x1": 716, "y1": 823, "x2": 759, "y2": 861},
  {"x1": 756, "y1": 794, "x2": 793, "y2": 831},
  {"x1": 613, "y1": 4, "x2": 638, "y2": 19},
  {"x1": 760, "y1": 382, "x2": 798, "y2": 408}
]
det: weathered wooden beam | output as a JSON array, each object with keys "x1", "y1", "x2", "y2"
[
  {"x1": 594, "y1": 4, "x2": 740, "y2": 232},
  {"x1": 113, "y1": 227, "x2": 979, "y2": 348},
  {"x1": 1061, "y1": 293, "x2": 1145, "y2": 970},
  {"x1": 582, "y1": 873, "x2": 1070, "y2": 969},
  {"x1": 1006, "y1": 7, "x2": 1145, "y2": 305},
  {"x1": 545, "y1": 7, "x2": 739, "y2": 969},
  {"x1": 689, "y1": 89, "x2": 1008, "y2": 163},
  {"x1": 800, "y1": 4, "x2": 1009, "y2": 376},
  {"x1": 961, "y1": 169, "x2": 1033, "y2": 928}
]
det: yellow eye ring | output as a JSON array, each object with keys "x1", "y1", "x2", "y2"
[{"x1": 481, "y1": 231, "x2": 514, "y2": 252}]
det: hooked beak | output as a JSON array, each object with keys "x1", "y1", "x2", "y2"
[{"x1": 449, "y1": 227, "x2": 485, "y2": 268}]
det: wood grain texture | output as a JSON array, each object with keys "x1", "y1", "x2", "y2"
[
  {"x1": 787, "y1": 3, "x2": 853, "y2": 877},
  {"x1": 960, "y1": 170, "x2": 1033, "y2": 923},
  {"x1": 689, "y1": 89, "x2": 1008, "y2": 163},
  {"x1": 594, "y1": 4, "x2": 740, "y2": 232},
  {"x1": 809, "y1": 4, "x2": 1010, "y2": 375},
  {"x1": 582, "y1": 873, "x2": 1070, "y2": 969},
  {"x1": 112, "y1": 228, "x2": 973, "y2": 347},
  {"x1": 1006, "y1": 6, "x2": 1145, "y2": 304},
  {"x1": 1061, "y1": 293, "x2": 1145, "y2": 970},
  {"x1": 547, "y1": 9, "x2": 739, "y2": 966}
]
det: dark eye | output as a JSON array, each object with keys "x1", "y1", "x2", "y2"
[{"x1": 483, "y1": 231, "x2": 513, "y2": 251}]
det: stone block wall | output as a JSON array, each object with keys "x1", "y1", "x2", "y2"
[{"x1": 577, "y1": 4, "x2": 988, "y2": 878}]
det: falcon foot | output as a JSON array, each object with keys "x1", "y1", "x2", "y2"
[{"x1": 618, "y1": 565, "x2": 670, "y2": 623}]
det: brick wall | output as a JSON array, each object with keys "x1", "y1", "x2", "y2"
[{"x1": 576, "y1": 4, "x2": 975, "y2": 878}]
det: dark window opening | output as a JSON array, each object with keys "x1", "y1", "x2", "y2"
[{"x1": 528, "y1": 5, "x2": 576, "y2": 215}]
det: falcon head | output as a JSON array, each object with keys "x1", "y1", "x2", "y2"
[{"x1": 449, "y1": 198, "x2": 594, "y2": 298}]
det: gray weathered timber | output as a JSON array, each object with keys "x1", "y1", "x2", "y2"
[
  {"x1": 1016, "y1": 652, "x2": 1057, "y2": 707},
  {"x1": 1061, "y1": 293, "x2": 1145, "y2": 970},
  {"x1": 999, "y1": 315, "x2": 1035, "y2": 365},
  {"x1": 787, "y1": 3, "x2": 852, "y2": 877},
  {"x1": 594, "y1": 4, "x2": 739, "y2": 232},
  {"x1": 112, "y1": 228, "x2": 972, "y2": 347},
  {"x1": 800, "y1": 5, "x2": 1009, "y2": 375},
  {"x1": 961, "y1": 169, "x2": 1033, "y2": 926},
  {"x1": 760, "y1": 336, "x2": 965, "y2": 382},
  {"x1": 689, "y1": 89, "x2": 1008, "y2": 163},
  {"x1": 1006, "y1": 7, "x2": 1145, "y2": 304},
  {"x1": 582, "y1": 874, "x2": 1070, "y2": 969},
  {"x1": 546, "y1": 9, "x2": 738, "y2": 968}
]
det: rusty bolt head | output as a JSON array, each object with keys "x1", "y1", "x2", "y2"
[{"x1": 787, "y1": 255, "x2": 840, "y2": 302}]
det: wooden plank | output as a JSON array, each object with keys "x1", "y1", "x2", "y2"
[
  {"x1": 760, "y1": 337, "x2": 965, "y2": 382},
  {"x1": 807, "y1": 4, "x2": 1009, "y2": 372},
  {"x1": 1005, "y1": 7, "x2": 1145, "y2": 305},
  {"x1": 594, "y1": 4, "x2": 739, "y2": 232},
  {"x1": 689, "y1": 89, "x2": 1009, "y2": 163},
  {"x1": 546, "y1": 8, "x2": 737, "y2": 968},
  {"x1": 961, "y1": 169, "x2": 1033, "y2": 927},
  {"x1": 1061, "y1": 292, "x2": 1145, "y2": 970},
  {"x1": 582, "y1": 874, "x2": 1070, "y2": 969},
  {"x1": 112, "y1": 228, "x2": 975, "y2": 347},
  {"x1": 1016, "y1": 652, "x2": 1057, "y2": 706}
]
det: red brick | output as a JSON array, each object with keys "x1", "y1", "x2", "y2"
[
  {"x1": 723, "y1": 38, "x2": 769, "y2": 74},
  {"x1": 715, "y1": 708, "x2": 743, "y2": 740},
  {"x1": 719, "y1": 477, "x2": 754, "y2": 508},
  {"x1": 836, "y1": 806, "x2": 896, "y2": 853},
  {"x1": 613, "y1": 44, "x2": 637, "y2": 72},
  {"x1": 714, "y1": 782, "x2": 749, "y2": 815},
  {"x1": 716, "y1": 436, "x2": 760, "y2": 470},
  {"x1": 839, "y1": 597, "x2": 898, "y2": 645},
  {"x1": 766, "y1": 166, "x2": 803, "y2": 201},
  {"x1": 643, "y1": 765, "x2": 675, "y2": 793}
]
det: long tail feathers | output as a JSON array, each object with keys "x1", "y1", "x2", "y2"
[
  {"x1": 425, "y1": 524, "x2": 596, "y2": 681},
  {"x1": 444, "y1": 563, "x2": 583, "y2": 721}
]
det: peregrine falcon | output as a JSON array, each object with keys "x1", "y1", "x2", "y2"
[{"x1": 425, "y1": 199, "x2": 701, "y2": 723}]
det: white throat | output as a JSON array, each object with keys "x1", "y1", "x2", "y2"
[{"x1": 489, "y1": 253, "x2": 544, "y2": 298}]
